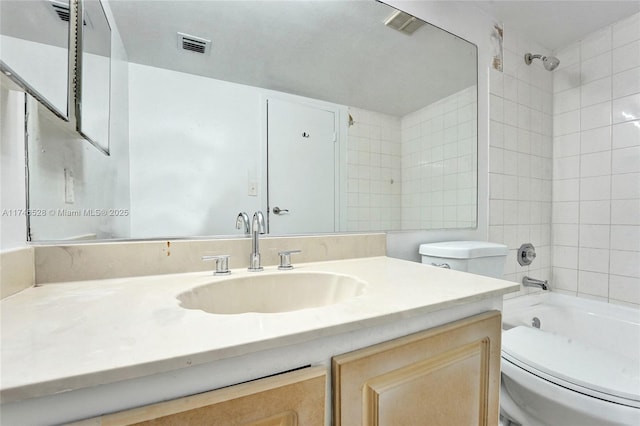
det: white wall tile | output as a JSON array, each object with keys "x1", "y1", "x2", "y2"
[
  {"x1": 581, "y1": 101, "x2": 612, "y2": 130},
  {"x1": 554, "y1": 87, "x2": 581, "y2": 114},
  {"x1": 612, "y1": 93, "x2": 640, "y2": 123},
  {"x1": 612, "y1": 120, "x2": 640, "y2": 149},
  {"x1": 612, "y1": 67, "x2": 640, "y2": 99},
  {"x1": 579, "y1": 200, "x2": 611, "y2": 224},
  {"x1": 581, "y1": 77, "x2": 612, "y2": 107},
  {"x1": 552, "y1": 201, "x2": 579, "y2": 223},
  {"x1": 578, "y1": 247, "x2": 610, "y2": 273},
  {"x1": 554, "y1": 63, "x2": 581, "y2": 93},
  {"x1": 612, "y1": 13, "x2": 640, "y2": 48},
  {"x1": 613, "y1": 41, "x2": 640, "y2": 73},
  {"x1": 581, "y1": 26, "x2": 612, "y2": 60},
  {"x1": 551, "y1": 13, "x2": 640, "y2": 306},
  {"x1": 554, "y1": 156, "x2": 580, "y2": 179},
  {"x1": 553, "y1": 178, "x2": 580, "y2": 201},
  {"x1": 553, "y1": 223, "x2": 579, "y2": 246},
  {"x1": 554, "y1": 133, "x2": 581, "y2": 157},
  {"x1": 609, "y1": 274, "x2": 640, "y2": 305},
  {"x1": 580, "y1": 126, "x2": 611, "y2": 154},
  {"x1": 612, "y1": 146, "x2": 640, "y2": 174},
  {"x1": 556, "y1": 43, "x2": 580, "y2": 67},
  {"x1": 610, "y1": 225, "x2": 640, "y2": 251},
  {"x1": 579, "y1": 224, "x2": 610, "y2": 249},
  {"x1": 611, "y1": 173, "x2": 640, "y2": 199},
  {"x1": 581, "y1": 51, "x2": 612, "y2": 84},
  {"x1": 611, "y1": 199, "x2": 640, "y2": 225},
  {"x1": 554, "y1": 110, "x2": 581, "y2": 135},
  {"x1": 579, "y1": 175, "x2": 611, "y2": 200},
  {"x1": 580, "y1": 151, "x2": 611, "y2": 177},
  {"x1": 553, "y1": 245, "x2": 579, "y2": 269},
  {"x1": 578, "y1": 270, "x2": 610, "y2": 297},
  {"x1": 610, "y1": 250, "x2": 640, "y2": 277}
]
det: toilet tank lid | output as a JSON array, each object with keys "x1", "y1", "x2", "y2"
[{"x1": 418, "y1": 241, "x2": 508, "y2": 258}]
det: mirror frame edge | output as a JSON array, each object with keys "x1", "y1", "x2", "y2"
[{"x1": 74, "y1": 0, "x2": 112, "y2": 156}]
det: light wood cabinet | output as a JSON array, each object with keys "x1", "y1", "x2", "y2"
[
  {"x1": 72, "y1": 367, "x2": 325, "y2": 426},
  {"x1": 332, "y1": 311, "x2": 501, "y2": 426},
  {"x1": 71, "y1": 311, "x2": 501, "y2": 426}
]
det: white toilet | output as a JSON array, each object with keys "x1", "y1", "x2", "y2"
[{"x1": 418, "y1": 240, "x2": 508, "y2": 278}]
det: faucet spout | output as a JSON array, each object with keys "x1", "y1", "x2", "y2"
[
  {"x1": 522, "y1": 276, "x2": 549, "y2": 291},
  {"x1": 236, "y1": 212, "x2": 250, "y2": 234},
  {"x1": 248, "y1": 211, "x2": 265, "y2": 272}
]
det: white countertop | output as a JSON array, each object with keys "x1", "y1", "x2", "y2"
[{"x1": 0, "y1": 256, "x2": 518, "y2": 403}]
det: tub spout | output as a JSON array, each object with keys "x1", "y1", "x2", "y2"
[{"x1": 523, "y1": 276, "x2": 549, "y2": 290}]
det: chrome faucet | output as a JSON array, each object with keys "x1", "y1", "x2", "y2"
[
  {"x1": 522, "y1": 276, "x2": 549, "y2": 291},
  {"x1": 248, "y1": 211, "x2": 266, "y2": 272},
  {"x1": 236, "y1": 212, "x2": 250, "y2": 234}
]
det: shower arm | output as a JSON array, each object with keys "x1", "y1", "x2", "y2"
[{"x1": 524, "y1": 53, "x2": 543, "y2": 65}]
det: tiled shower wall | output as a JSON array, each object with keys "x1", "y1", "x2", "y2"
[
  {"x1": 551, "y1": 12, "x2": 640, "y2": 306},
  {"x1": 400, "y1": 86, "x2": 478, "y2": 230},
  {"x1": 488, "y1": 27, "x2": 554, "y2": 293},
  {"x1": 347, "y1": 85, "x2": 477, "y2": 232},
  {"x1": 346, "y1": 108, "x2": 402, "y2": 231}
]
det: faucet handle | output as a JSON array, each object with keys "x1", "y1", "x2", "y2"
[
  {"x1": 202, "y1": 255, "x2": 231, "y2": 276},
  {"x1": 278, "y1": 250, "x2": 301, "y2": 270}
]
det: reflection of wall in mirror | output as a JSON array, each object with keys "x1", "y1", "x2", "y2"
[
  {"x1": 346, "y1": 108, "x2": 402, "y2": 232},
  {"x1": 346, "y1": 86, "x2": 478, "y2": 232},
  {"x1": 128, "y1": 63, "x2": 263, "y2": 238},
  {"x1": 401, "y1": 86, "x2": 478, "y2": 230},
  {"x1": 25, "y1": 7, "x2": 130, "y2": 242},
  {"x1": 0, "y1": 35, "x2": 68, "y2": 115},
  {"x1": 27, "y1": 97, "x2": 116, "y2": 241},
  {"x1": 81, "y1": 52, "x2": 111, "y2": 146}
]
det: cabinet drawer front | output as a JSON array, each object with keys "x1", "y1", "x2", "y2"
[{"x1": 332, "y1": 311, "x2": 501, "y2": 426}]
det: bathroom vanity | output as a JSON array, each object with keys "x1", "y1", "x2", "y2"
[{"x1": 0, "y1": 256, "x2": 517, "y2": 425}]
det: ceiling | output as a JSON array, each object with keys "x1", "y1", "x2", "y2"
[
  {"x1": 471, "y1": 0, "x2": 640, "y2": 51},
  {"x1": 108, "y1": 0, "x2": 477, "y2": 116},
  {"x1": 4, "y1": 0, "x2": 638, "y2": 115}
]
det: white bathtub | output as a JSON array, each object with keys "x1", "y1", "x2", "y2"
[{"x1": 500, "y1": 292, "x2": 640, "y2": 426}]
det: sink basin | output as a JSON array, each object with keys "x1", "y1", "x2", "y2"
[{"x1": 177, "y1": 272, "x2": 367, "y2": 314}]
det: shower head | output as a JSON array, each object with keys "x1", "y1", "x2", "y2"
[{"x1": 524, "y1": 53, "x2": 560, "y2": 71}]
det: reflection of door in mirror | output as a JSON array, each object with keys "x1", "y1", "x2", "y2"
[
  {"x1": 267, "y1": 98, "x2": 338, "y2": 234},
  {"x1": 0, "y1": 0, "x2": 69, "y2": 119}
]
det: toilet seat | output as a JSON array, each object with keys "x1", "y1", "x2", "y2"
[{"x1": 501, "y1": 326, "x2": 640, "y2": 408}]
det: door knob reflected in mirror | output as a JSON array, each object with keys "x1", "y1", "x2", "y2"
[{"x1": 272, "y1": 207, "x2": 289, "y2": 215}]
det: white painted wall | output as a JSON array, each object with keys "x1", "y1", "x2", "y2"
[
  {"x1": 0, "y1": 87, "x2": 27, "y2": 250},
  {"x1": 551, "y1": 12, "x2": 640, "y2": 306}
]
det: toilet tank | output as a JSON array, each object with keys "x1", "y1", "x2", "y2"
[{"x1": 419, "y1": 241, "x2": 508, "y2": 279}]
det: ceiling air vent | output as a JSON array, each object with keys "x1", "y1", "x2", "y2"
[
  {"x1": 384, "y1": 10, "x2": 425, "y2": 35},
  {"x1": 50, "y1": 0, "x2": 70, "y2": 22},
  {"x1": 177, "y1": 32, "x2": 211, "y2": 54}
]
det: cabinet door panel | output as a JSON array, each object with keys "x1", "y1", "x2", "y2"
[
  {"x1": 74, "y1": 367, "x2": 325, "y2": 426},
  {"x1": 333, "y1": 311, "x2": 501, "y2": 426}
]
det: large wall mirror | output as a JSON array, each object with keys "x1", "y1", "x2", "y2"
[
  {"x1": 26, "y1": 0, "x2": 478, "y2": 241},
  {"x1": 76, "y1": 0, "x2": 112, "y2": 154},
  {"x1": 0, "y1": 0, "x2": 70, "y2": 120}
]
